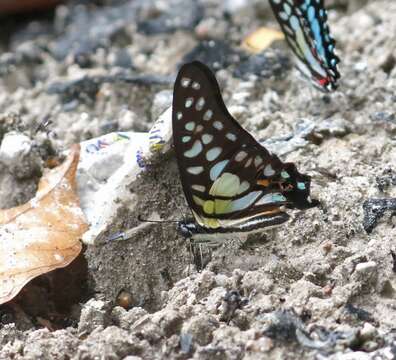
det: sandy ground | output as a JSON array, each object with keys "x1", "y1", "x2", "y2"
[{"x1": 0, "y1": 0, "x2": 395, "y2": 359}]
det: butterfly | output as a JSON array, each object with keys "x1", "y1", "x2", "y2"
[
  {"x1": 269, "y1": 0, "x2": 340, "y2": 91},
  {"x1": 172, "y1": 61, "x2": 318, "y2": 245}
]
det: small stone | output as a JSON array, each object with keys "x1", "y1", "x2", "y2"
[
  {"x1": 359, "y1": 322, "x2": 378, "y2": 342},
  {"x1": 322, "y1": 241, "x2": 333, "y2": 254},
  {"x1": 355, "y1": 261, "x2": 377, "y2": 275},
  {"x1": 181, "y1": 314, "x2": 219, "y2": 346},
  {"x1": 78, "y1": 300, "x2": 108, "y2": 335},
  {"x1": 246, "y1": 337, "x2": 274, "y2": 353},
  {"x1": 323, "y1": 284, "x2": 333, "y2": 297},
  {"x1": 0, "y1": 132, "x2": 33, "y2": 169}
]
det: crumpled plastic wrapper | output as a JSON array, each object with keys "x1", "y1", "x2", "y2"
[{"x1": 77, "y1": 107, "x2": 172, "y2": 245}]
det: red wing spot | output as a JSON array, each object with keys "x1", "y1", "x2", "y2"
[{"x1": 318, "y1": 78, "x2": 329, "y2": 86}]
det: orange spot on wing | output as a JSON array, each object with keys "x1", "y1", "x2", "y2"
[
  {"x1": 260, "y1": 208, "x2": 282, "y2": 215},
  {"x1": 257, "y1": 179, "x2": 270, "y2": 187}
]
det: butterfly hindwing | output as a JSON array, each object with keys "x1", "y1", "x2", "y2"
[
  {"x1": 269, "y1": 0, "x2": 340, "y2": 91},
  {"x1": 172, "y1": 61, "x2": 316, "y2": 230}
]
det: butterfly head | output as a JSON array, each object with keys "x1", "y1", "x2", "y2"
[
  {"x1": 280, "y1": 164, "x2": 319, "y2": 210},
  {"x1": 177, "y1": 220, "x2": 199, "y2": 239}
]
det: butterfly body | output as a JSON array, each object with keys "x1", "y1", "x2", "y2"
[
  {"x1": 269, "y1": 0, "x2": 340, "y2": 91},
  {"x1": 172, "y1": 61, "x2": 317, "y2": 244},
  {"x1": 178, "y1": 211, "x2": 289, "y2": 244}
]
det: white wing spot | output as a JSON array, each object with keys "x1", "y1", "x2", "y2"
[
  {"x1": 195, "y1": 125, "x2": 204, "y2": 133},
  {"x1": 192, "y1": 184, "x2": 205, "y2": 192},
  {"x1": 244, "y1": 158, "x2": 252, "y2": 168},
  {"x1": 176, "y1": 112, "x2": 183, "y2": 120},
  {"x1": 185, "y1": 97, "x2": 194, "y2": 108},
  {"x1": 254, "y1": 156, "x2": 263, "y2": 167},
  {"x1": 187, "y1": 166, "x2": 204, "y2": 175},
  {"x1": 213, "y1": 121, "x2": 223, "y2": 130},
  {"x1": 235, "y1": 151, "x2": 247, "y2": 162},
  {"x1": 181, "y1": 77, "x2": 191, "y2": 87},
  {"x1": 196, "y1": 97, "x2": 205, "y2": 111},
  {"x1": 203, "y1": 109, "x2": 213, "y2": 121},
  {"x1": 192, "y1": 82, "x2": 201, "y2": 90}
]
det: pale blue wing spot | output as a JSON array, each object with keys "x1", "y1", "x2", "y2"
[
  {"x1": 182, "y1": 136, "x2": 191, "y2": 143},
  {"x1": 237, "y1": 180, "x2": 250, "y2": 194},
  {"x1": 264, "y1": 164, "x2": 275, "y2": 177},
  {"x1": 291, "y1": 16, "x2": 327, "y2": 77},
  {"x1": 202, "y1": 133, "x2": 213, "y2": 144},
  {"x1": 210, "y1": 160, "x2": 229, "y2": 181},
  {"x1": 206, "y1": 147, "x2": 222, "y2": 161},
  {"x1": 256, "y1": 193, "x2": 286, "y2": 205},
  {"x1": 184, "y1": 140, "x2": 203, "y2": 158},
  {"x1": 226, "y1": 133, "x2": 237, "y2": 141},
  {"x1": 279, "y1": 11, "x2": 289, "y2": 21},
  {"x1": 283, "y1": 2, "x2": 292, "y2": 16},
  {"x1": 185, "y1": 122, "x2": 195, "y2": 131},
  {"x1": 308, "y1": 5, "x2": 315, "y2": 21},
  {"x1": 228, "y1": 191, "x2": 262, "y2": 212},
  {"x1": 297, "y1": 182, "x2": 306, "y2": 190},
  {"x1": 185, "y1": 97, "x2": 194, "y2": 108},
  {"x1": 281, "y1": 170, "x2": 290, "y2": 179}
]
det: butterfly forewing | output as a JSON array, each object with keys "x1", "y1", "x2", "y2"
[
  {"x1": 173, "y1": 61, "x2": 316, "y2": 230},
  {"x1": 269, "y1": 0, "x2": 340, "y2": 91}
]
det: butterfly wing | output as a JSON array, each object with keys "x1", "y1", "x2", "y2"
[
  {"x1": 172, "y1": 61, "x2": 317, "y2": 230},
  {"x1": 269, "y1": 0, "x2": 340, "y2": 91}
]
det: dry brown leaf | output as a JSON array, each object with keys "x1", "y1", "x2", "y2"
[
  {"x1": 242, "y1": 27, "x2": 284, "y2": 54},
  {"x1": 0, "y1": 144, "x2": 88, "y2": 305}
]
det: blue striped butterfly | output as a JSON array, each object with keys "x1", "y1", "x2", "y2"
[
  {"x1": 173, "y1": 61, "x2": 318, "y2": 245},
  {"x1": 269, "y1": 0, "x2": 340, "y2": 91}
]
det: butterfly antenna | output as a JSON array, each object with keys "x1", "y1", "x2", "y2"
[
  {"x1": 187, "y1": 238, "x2": 193, "y2": 275},
  {"x1": 137, "y1": 215, "x2": 179, "y2": 223},
  {"x1": 199, "y1": 244, "x2": 204, "y2": 272}
]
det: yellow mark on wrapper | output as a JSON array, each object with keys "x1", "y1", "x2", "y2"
[{"x1": 242, "y1": 27, "x2": 285, "y2": 54}]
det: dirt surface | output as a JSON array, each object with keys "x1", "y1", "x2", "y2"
[{"x1": 0, "y1": 0, "x2": 395, "y2": 359}]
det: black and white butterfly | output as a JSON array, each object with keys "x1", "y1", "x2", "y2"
[
  {"x1": 269, "y1": 0, "x2": 340, "y2": 91},
  {"x1": 173, "y1": 61, "x2": 318, "y2": 245}
]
